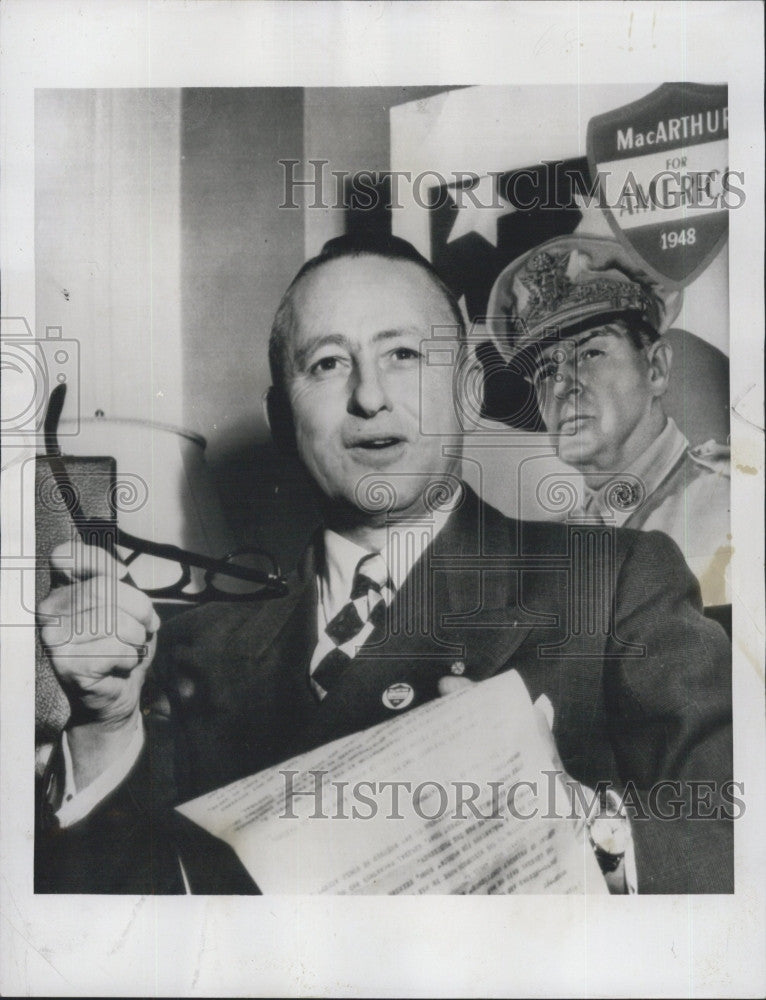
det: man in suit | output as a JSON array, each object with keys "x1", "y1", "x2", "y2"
[{"x1": 37, "y1": 235, "x2": 733, "y2": 895}]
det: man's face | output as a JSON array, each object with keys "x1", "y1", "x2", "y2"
[
  {"x1": 532, "y1": 322, "x2": 663, "y2": 475},
  {"x1": 282, "y1": 255, "x2": 464, "y2": 519}
]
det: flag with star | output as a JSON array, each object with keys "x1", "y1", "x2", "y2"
[
  {"x1": 429, "y1": 157, "x2": 591, "y2": 323},
  {"x1": 425, "y1": 157, "x2": 593, "y2": 429}
]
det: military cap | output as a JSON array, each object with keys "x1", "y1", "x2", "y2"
[{"x1": 486, "y1": 235, "x2": 682, "y2": 364}]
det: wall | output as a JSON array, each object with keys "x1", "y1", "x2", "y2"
[
  {"x1": 303, "y1": 86, "x2": 458, "y2": 255},
  {"x1": 180, "y1": 88, "x2": 305, "y2": 461},
  {"x1": 35, "y1": 89, "x2": 183, "y2": 430}
]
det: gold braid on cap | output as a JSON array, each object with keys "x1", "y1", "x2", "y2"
[{"x1": 508, "y1": 248, "x2": 655, "y2": 342}]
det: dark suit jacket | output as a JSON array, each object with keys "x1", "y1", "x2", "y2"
[{"x1": 36, "y1": 487, "x2": 733, "y2": 894}]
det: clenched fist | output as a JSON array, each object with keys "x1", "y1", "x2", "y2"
[{"x1": 38, "y1": 538, "x2": 161, "y2": 729}]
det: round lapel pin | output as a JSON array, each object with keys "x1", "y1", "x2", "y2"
[
  {"x1": 450, "y1": 660, "x2": 466, "y2": 676},
  {"x1": 382, "y1": 682, "x2": 415, "y2": 710}
]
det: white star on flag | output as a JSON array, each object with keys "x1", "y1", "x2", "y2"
[
  {"x1": 572, "y1": 188, "x2": 612, "y2": 238},
  {"x1": 447, "y1": 174, "x2": 516, "y2": 248}
]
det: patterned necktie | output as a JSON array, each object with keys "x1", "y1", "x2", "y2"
[{"x1": 312, "y1": 552, "x2": 394, "y2": 695}]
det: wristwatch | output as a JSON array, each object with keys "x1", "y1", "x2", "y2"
[{"x1": 587, "y1": 789, "x2": 631, "y2": 874}]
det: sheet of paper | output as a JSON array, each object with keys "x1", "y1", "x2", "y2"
[{"x1": 177, "y1": 670, "x2": 607, "y2": 894}]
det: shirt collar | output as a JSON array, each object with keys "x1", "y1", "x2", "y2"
[
  {"x1": 584, "y1": 417, "x2": 688, "y2": 526},
  {"x1": 319, "y1": 501, "x2": 455, "y2": 622}
]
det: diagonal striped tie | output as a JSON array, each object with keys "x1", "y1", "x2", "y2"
[{"x1": 312, "y1": 552, "x2": 393, "y2": 695}]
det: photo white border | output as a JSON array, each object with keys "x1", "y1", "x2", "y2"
[{"x1": 1, "y1": 2, "x2": 763, "y2": 996}]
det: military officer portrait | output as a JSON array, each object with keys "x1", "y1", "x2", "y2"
[{"x1": 486, "y1": 235, "x2": 731, "y2": 608}]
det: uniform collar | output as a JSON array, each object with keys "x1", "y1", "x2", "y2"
[{"x1": 583, "y1": 417, "x2": 688, "y2": 526}]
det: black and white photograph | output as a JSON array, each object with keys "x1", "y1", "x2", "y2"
[{"x1": 1, "y1": 2, "x2": 763, "y2": 997}]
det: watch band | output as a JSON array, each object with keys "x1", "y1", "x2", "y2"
[{"x1": 592, "y1": 840, "x2": 625, "y2": 874}]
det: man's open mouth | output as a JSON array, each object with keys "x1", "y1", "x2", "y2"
[{"x1": 351, "y1": 437, "x2": 404, "y2": 449}]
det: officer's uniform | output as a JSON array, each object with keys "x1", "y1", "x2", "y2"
[{"x1": 576, "y1": 418, "x2": 730, "y2": 605}]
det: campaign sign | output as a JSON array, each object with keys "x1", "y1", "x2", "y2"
[{"x1": 587, "y1": 83, "x2": 731, "y2": 288}]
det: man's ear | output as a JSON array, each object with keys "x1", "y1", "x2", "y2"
[
  {"x1": 263, "y1": 385, "x2": 297, "y2": 452},
  {"x1": 646, "y1": 338, "x2": 672, "y2": 397}
]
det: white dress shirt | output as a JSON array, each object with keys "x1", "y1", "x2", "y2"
[{"x1": 53, "y1": 713, "x2": 144, "y2": 826}]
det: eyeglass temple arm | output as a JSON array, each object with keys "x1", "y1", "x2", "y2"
[{"x1": 43, "y1": 384, "x2": 288, "y2": 595}]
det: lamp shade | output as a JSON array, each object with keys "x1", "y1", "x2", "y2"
[{"x1": 51, "y1": 417, "x2": 235, "y2": 595}]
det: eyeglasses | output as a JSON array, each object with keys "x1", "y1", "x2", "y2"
[{"x1": 42, "y1": 384, "x2": 288, "y2": 603}]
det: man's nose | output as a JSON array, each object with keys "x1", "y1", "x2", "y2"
[
  {"x1": 551, "y1": 361, "x2": 580, "y2": 400},
  {"x1": 348, "y1": 360, "x2": 392, "y2": 417}
]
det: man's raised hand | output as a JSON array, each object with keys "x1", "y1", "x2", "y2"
[{"x1": 38, "y1": 538, "x2": 161, "y2": 729}]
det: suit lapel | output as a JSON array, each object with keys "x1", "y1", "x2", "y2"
[
  {"x1": 432, "y1": 486, "x2": 537, "y2": 679},
  {"x1": 215, "y1": 538, "x2": 322, "y2": 771}
]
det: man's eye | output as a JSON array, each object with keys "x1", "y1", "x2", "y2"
[
  {"x1": 392, "y1": 347, "x2": 421, "y2": 362},
  {"x1": 309, "y1": 356, "x2": 345, "y2": 376},
  {"x1": 580, "y1": 347, "x2": 604, "y2": 361}
]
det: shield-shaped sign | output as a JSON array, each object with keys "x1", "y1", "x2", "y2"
[{"x1": 587, "y1": 83, "x2": 730, "y2": 288}]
